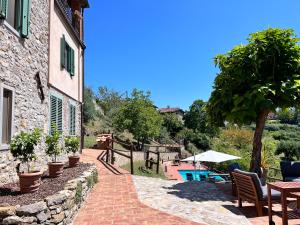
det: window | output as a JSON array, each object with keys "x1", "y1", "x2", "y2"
[
  {"x1": 1, "y1": 87, "x2": 14, "y2": 148},
  {"x1": 50, "y1": 94, "x2": 63, "y2": 134},
  {"x1": 0, "y1": 0, "x2": 31, "y2": 38},
  {"x1": 61, "y1": 35, "x2": 75, "y2": 76},
  {"x1": 69, "y1": 104, "x2": 76, "y2": 135}
]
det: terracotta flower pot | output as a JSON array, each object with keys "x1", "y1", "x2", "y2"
[
  {"x1": 48, "y1": 162, "x2": 64, "y2": 178},
  {"x1": 68, "y1": 155, "x2": 80, "y2": 167},
  {"x1": 18, "y1": 171, "x2": 43, "y2": 194}
]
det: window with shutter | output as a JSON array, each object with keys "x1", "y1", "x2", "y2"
[
  {"x1": 0, "y1": 0, "x2": 8, "y2": 19},
  {"x1": 69, "y1": 104, "x2": 76, "y2": 135},
  {"x1": 1, "y1": 88, "x2": 13, "y2": 145},
  {"x1": 4, "y1": 0, "x2": 30, "y2": 37},
  {"x1": 61, "y1": 36, "x2": 75, "y2": 76},
  {"x1": 20, "y1": 0, "x2": 30, "y2": 38},
  {"x1": 50, "y1": 94, "x2": 63, "y2": 134}
]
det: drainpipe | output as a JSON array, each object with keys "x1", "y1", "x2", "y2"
[{"x1": 80, "y1": 8, "x2": 85, "y2": 153}]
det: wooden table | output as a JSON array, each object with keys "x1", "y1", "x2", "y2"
[{"x1": 268, "y1": 182, "x2": 300, "y2": 225}]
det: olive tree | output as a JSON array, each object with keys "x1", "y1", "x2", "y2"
[{"x1": 207, "y1": 28, "x2": 300, "y2": 174}]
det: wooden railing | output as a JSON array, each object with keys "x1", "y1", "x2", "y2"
[
  {"x1": 106, "y1": 137, "x2": 134, "y2": 175},
  {"x1": 144, "y1": 150, "x2": 160, "y2": 174}
]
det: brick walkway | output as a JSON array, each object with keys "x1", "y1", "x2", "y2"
[{"x1": 73, "y1": 149, "x2": 202, "y2": 225}]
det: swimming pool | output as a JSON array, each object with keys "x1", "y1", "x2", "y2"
[{"x1": 178, "y1": 170, "x2": 224, "y2": 182}]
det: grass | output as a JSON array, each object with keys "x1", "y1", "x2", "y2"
[
  {"x1": 121, "y1": 160, "x2": 166, "y2": 179},
  {"x1": 84, "y1": 135, "x2": 96, "y2": 148}
]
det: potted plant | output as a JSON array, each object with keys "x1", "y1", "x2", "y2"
[
  {"x1": 65, "y1": 136, "x2": 80, "y2": 167},
  {"x1": 10, "y1": 128, "x2": 42, "y2": 193},
  {"x1": 46, "y1": 126, "x2": 64, "y2": 178}
]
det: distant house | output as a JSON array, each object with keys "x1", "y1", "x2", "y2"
[{"x1": 159, "y1": 107, "x2": 184, "y2": 122}]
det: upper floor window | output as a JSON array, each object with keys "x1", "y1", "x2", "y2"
[
  {"x1": 0, "y1": 0, "x2": 31, "y2": 38},
  {"x1": 0, "y1": 86, "x2": 14, "y2": 149},
  {"x1": 61, "y1": 35, "x2": 75, "y2": 76}
]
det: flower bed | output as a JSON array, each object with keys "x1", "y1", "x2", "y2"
[{"x1": 0, "y1": 163, "x2": 98, "y2": 225}]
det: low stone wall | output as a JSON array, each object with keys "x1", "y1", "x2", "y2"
[
  {"x1": 113, "y1": 151, "x2": 179, "y2": 166},
  {"x1": 0, "y1": 165, "x2": 98, "y2": 225}
]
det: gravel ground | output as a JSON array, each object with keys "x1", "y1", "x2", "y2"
[{"x1": 0, "y1": 163, "x2": 92, "y2": 206}]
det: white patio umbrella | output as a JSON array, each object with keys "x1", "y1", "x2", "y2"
[
  {"x1": 181, "y1": 150, "x2": 240, "y2": 181},
  {"x1": 181, "y1": 150, "x2": 240, "y2": 163}
]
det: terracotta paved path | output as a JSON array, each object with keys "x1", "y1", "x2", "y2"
[{"x1": 73, "y1": 149, "x2": 202, "y2": 225}]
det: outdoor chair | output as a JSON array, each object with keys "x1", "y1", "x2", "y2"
[
  {"x1": 280, "y1": 161, "x2": 300, "y2": 182},
  {"x1": 228, "y1": 163, "x2": 241, "y2": 196},
  {"x1": 232, "y1": 169, "x2": 281, "y2": 216},
  {"x1": 186, "y1": 173, "x2": 193, "y2": 181}
]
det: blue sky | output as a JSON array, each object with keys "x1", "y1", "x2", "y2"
[{"x1": 84, "y1": 0, "x2": 300, "y2": 110}]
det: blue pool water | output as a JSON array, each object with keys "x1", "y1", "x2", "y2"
[{"x1": 178, "y1": 170, "x2": 224, "y2": 182}]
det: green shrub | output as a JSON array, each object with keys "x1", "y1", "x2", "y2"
[
  {"x1": 275, "y1": 141, "x2": 300, "y2": 161},
  {"x1": 10, "y1": 128, "x2": 41, "y2": 173},
  {"x1": 75, "y1": 182, "x2": 83, "y2": 204},
  {"x1": 87, "y1": 176, "x2": 94, "y2": 188},
  {"x1": 65, "y1": 136, "x2": 80, "y2": 155},
  {"x1": 93, "y1": 170, "x2": 99, "y2": 184},
  {"x1": 46, "y1": 126, "x2": 62, "y2": 162}
]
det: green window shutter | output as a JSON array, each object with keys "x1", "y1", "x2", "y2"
[
  {"x1": 70, "y1": 48, "x2": 75, "y2": 76},
  {"x1": 20, "y1": 0, "x2": 31, "y2": 38},
  {"x1": 0, "y1": 0, "x2": 8, "y2": 19},
  {"x1": 69, "y1": 104, "x2": 76, "y2": 135},
  {"x1": 57, "y1": 98, "x2": 63, "y2": 132},
  {"x1": 50, "y1": 95, "x2": 63, "y2": 134},
  {"x1": 61, "y1": 35, "x2": 66, "y2": 68},
  {"x1": 50, "y1": 95, "x2": 58, "y2": 134},
  {"x1": 67, "y1": 45, "x2": 71, "y2": 73}
]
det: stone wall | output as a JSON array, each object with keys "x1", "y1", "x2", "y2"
[
  {"x1": 113, "y1": 151, "x2": 179, "y2": 167},
  {"x1": 0, "y1": 165, "x2": 97, "y2": 225},
  {"x1": 0, "y1": 0, "x2": 50, "y2": 185}
]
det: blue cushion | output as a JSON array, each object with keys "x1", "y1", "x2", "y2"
[
  {"x1": 261, "y1": 186, "x2": 281, "y2": 201},
  {"x1": 281, "y1": 161, "x2": 300, "y2": 180},
  {"x1": 234, "y1": 169, "x2": 264, "y2": 200},
  {"x1": 285, "y1": 177, "x2": 300, "y2": 182},
  {"x1": 228, "y1": 163, "x2": 241, "y2": 172}
]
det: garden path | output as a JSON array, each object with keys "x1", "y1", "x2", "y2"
[{"x1": 73, "y1": 149, "x2": 202, "y2": 225}]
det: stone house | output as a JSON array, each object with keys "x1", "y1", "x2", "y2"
[
  {"x1": 159, "y1": 107, "x2": 185, "y2": 122},
  {"x1": 0, "y1": 0, "x2": 89, "y2": 185}
]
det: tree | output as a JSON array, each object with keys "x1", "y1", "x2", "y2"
[
  {"x1": 184, "y1": 100, "x2": 216, "y2": 136},
  {"x1": 83, "y1": 87, "x2": 96, "y2": 123},
  {"x1": 207, "y1": 28, "x2": 300, "y2": 175},
  {"x1": 113, "y1": 89, "x2": 163, "y2": 150},
  {"x1": 162, "y1": 113, "x2": 183, "y2": 138},
  {"x1": 277, "y1": 107, "x2": 299, "y2": 124},
  {"x1": 96, "y1": 86, "x2": 125, "y2": 117}
]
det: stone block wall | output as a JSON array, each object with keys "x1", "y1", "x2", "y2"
[
  {"x1": 0, "y1": 0, "x2": 50, "y2": 185},
  {"x1": 0, "y1": 165, "x2": 97, "y2": 225}
]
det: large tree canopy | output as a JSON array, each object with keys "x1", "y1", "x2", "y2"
[
  {"x1": 113, "y1": 89, "x2": 163, "y2": 150},
  {"x1": 207, "y1": 28, "x2": 300, "y2": 174}
]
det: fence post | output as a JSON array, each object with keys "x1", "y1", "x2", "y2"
[
  {"x1": 145, "y1": 151, "x2": 149, "y2": 168},
  {"x1": 106, "y1": 148, "x2": 109, "y2": 163},
  {"x1": 156, "y1": 152, "x2": 160, "y2": 174},
  {"x1": 130, "y1": 145, "x2": 134, "y2": 175}
]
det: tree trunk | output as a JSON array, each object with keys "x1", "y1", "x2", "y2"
[{"x1": 250, "y1": 109, "x2": 269, "y2": 176}]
